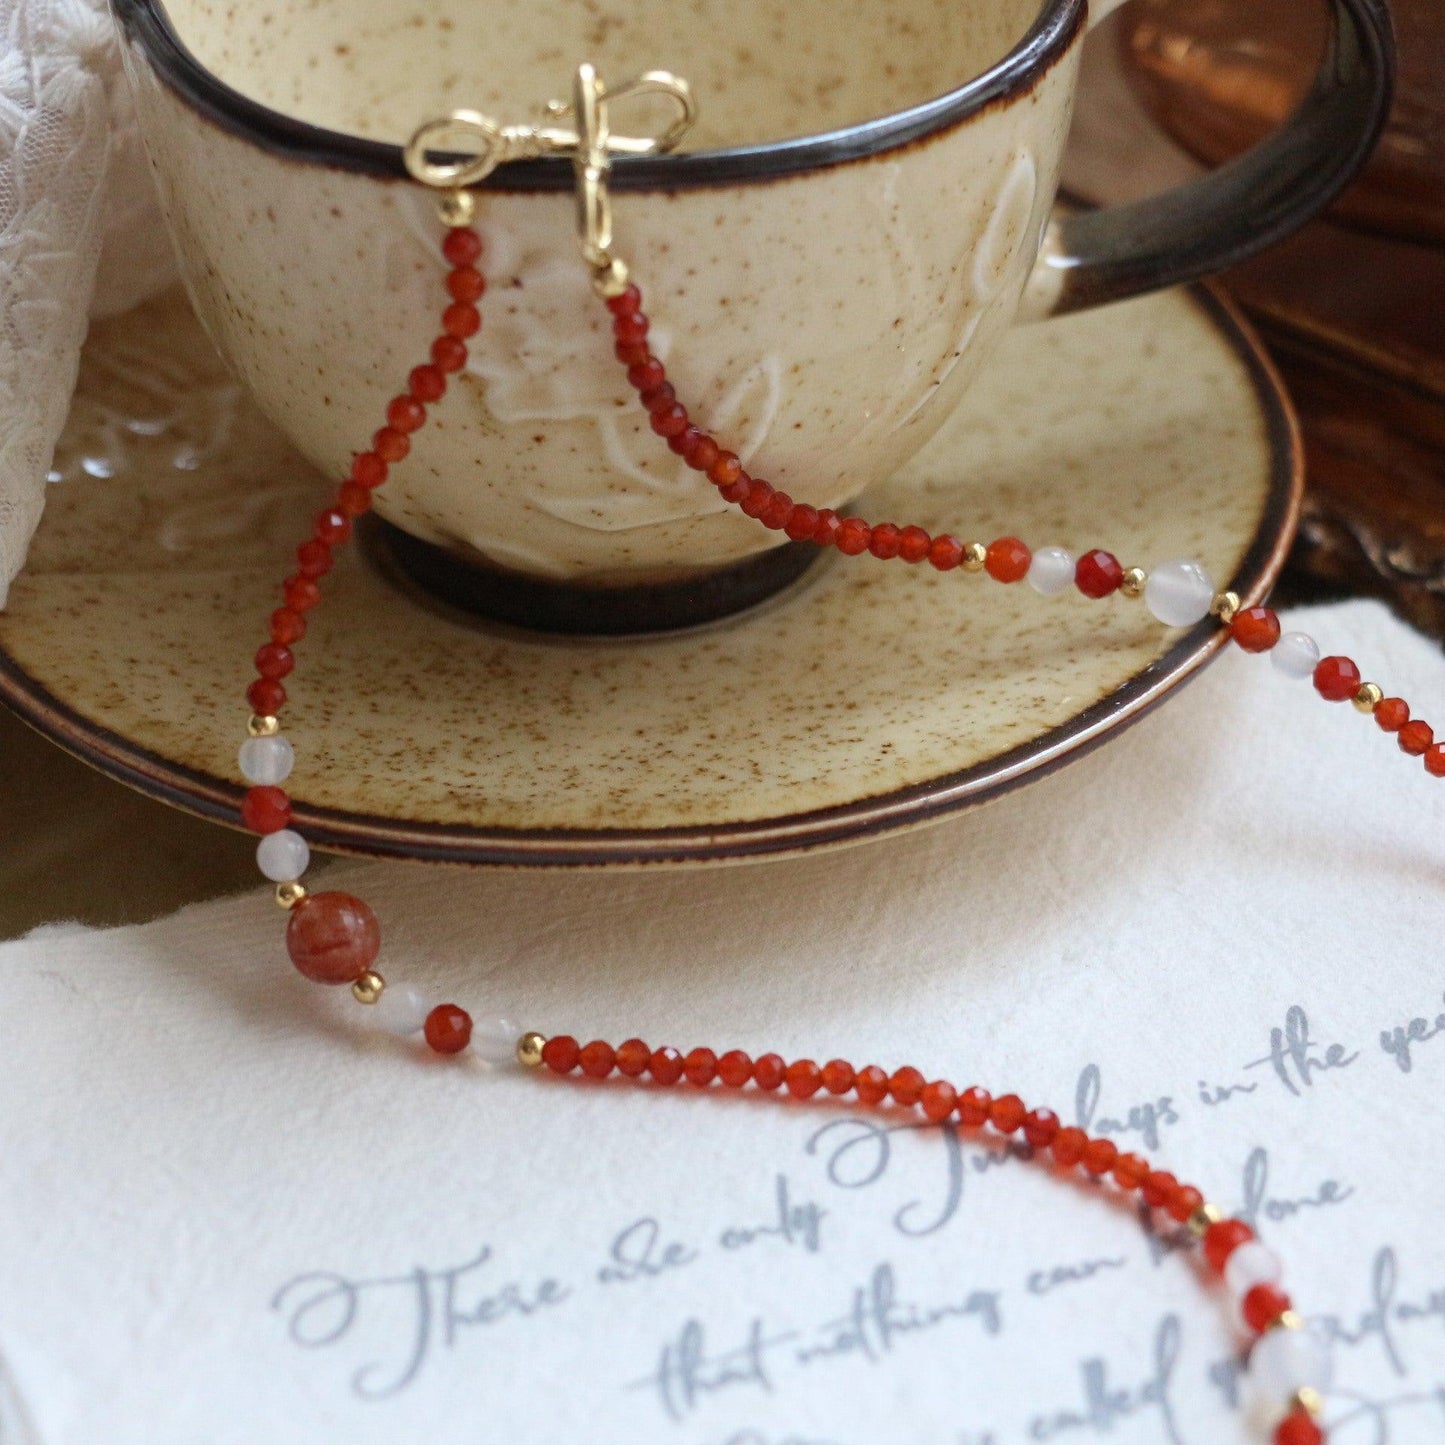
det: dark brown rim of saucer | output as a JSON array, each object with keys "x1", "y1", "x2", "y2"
[{"x1": 0, "y1": 284, "x2": 1301, "y2": 869}]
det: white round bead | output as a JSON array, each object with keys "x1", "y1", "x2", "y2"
[
  {"x1": 1271, "y1": 631, "x2": 1321, "y2": 680},
  {"x1": 1246, "y1": 1324, "x2": 1332, "y2": 1411},
  {"x1": 1226, "y1": 1240, "x2": 1284, "y2": 1300},
  {"x1": 1144, "y1": 559, "x2": 1215, "y2": 627},
  {"x1": 1028, "y1": 546, "x2": 1075, "y2": 596},
  {"x1": 255, "y1": 828, "x2": 310, "y2": 882},
  {"x1": 372, "y1": 982, "x2": 430, "y2": 1037},
  {"x1": 238, "y1": 734, "x2": 295, "y2": 785},
  {"x1": 469, "y1": 1015, "x2": 521, "y2": 1066}
]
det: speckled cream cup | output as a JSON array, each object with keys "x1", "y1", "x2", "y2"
[{"x1": 114, "y1": 0, "x2": 1388, "y2": 587}]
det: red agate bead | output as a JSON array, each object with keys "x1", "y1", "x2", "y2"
[
  {"x1": 786, "y1": 1058, "x2": 823, "y2": 1099},
  {"x1": 254, "y1": 643, "x2": 294, "y2": 680},
  {"x1": 1313, "y1": 655, "x2": 1361, "y2": 701},
  {"x1": 853, "y1": 1065, "x2": 889, "y2": 1105},
  {"x1": 990, "y1": 1093, "x2": 1026, "y2": 1133},
  {"x1": 753, "y1": 1053, "x2": 786, "y2": 1091},
  {"x1": 241, "y1": 785, "x2": 291, "y2": 834},
  {"x1": 821, "y1": 1059, "x2": 855, "y2": 1095},
  {"x1": 1023, "y1": 1107, "x2": 1061, "y2": 1148},
  {"x1": 1082, "y1": 1137, "x2": 1118, "y2": 1175},
  {"x1": 1203, "y1": 1217, "x2": 1255, "y2": 1273},
  {"x1": 580, "y1": 1040, "x2": 617, "y2": 1078},
  {"x1": 1375, "y1": 697, "x2": 1408, "y2": 732},
  {"x1": 888, "y1": 1066, "x2": 926, "y2": 1106},
  {"x1": 285, "y1": 891, "x2": 380, "y2": 985},
  {"x1": 920, "y1": 1080, "x2": 957, "y2": 1122},
  {"x1": 425, "y1": 1004, "x2": 473, "y2": 1055},
  {"x1": 615, "y1": 1039, "x2": 651, "y2": 1077},
  {"x1": 542, "y1": 1035, "x2": 580, "y2": 1073},
  {"x1": 929, "y1": 534, "x2": 964, "y2": 571},
  {"x1": 684, "y1": 1047, "x2": 718, "y2": 1086},
  {"x1": 957, "y1": 1086, "x2": 992, "y2": 1128},
  {"x1": 1076, "y1": 549, "x2": 1124, "y2": 598},
  {"x1": 441, "y1": 227, "x2": 482, "y2": 267},
  {"x1": 1051, "y1": 1126, "x2": 1087, "y2": 1166},
  {"x1": 1242, "y1": 1282, "x2": 1292, "y2": 1333},
  {"x1": 1275, "y1": 1408, "x2": 1324, "y2": 1445},
  {"x1": 649, "y1": 1046, "x2": 685, "y2": 1085},
  {"x1": 1231, "y1": 606, "x2": 1281, "y2": 652},
  {"x1": 718, "y1": 1050, "x2": 753, "y2": 1087},
  {"x1": 1399, "y1": 719, "x2": 1433, "y2": 756},
  {"x1": 247, "y1": 678, "x2": 286, "y2": 715},
  {"x1": 985, "y1": 536, "x2": 1031, "y2": 583}
]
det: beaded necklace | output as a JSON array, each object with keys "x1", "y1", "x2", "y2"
[{"x1": 225, "y1": 68, "x2": 1397, "y2": 1445}]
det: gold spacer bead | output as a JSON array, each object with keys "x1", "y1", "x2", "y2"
[
  {"x1": 1271, "y1": 1309, "x2": 1304, "y2": 1333},
  {"x1": 1210, "y1": 590, "x2": 1241, "y2": 625},
  {"x1": 1353, "y1": 681, "x2": 1384, "y2": 714},
  {"x1": 591, "y1": 256, "x2": 631, "y2": 299},
  {"x1": 275, "y1": 881, "x2": 307, "y2": 910},
  {"x1": 248, "y1": 714, "x2": 280, "y2": 737},
  {"x1": 516, "y1": 1031, "x2": 547, "y2": 1068},
  {"x1": 962, "y1": 541, "x2": 988, "y2": 573},
  {"x1": 437, "y1": 188, "x2": 476, "y2": 227},
  {"x1": 1187, "y1": 1202, "x2": 1224, "y2": 1237},
  {"x1": 351, "y1": 970, "x2": 385, "y2": 1004},
  {"x1": 1293, "y1": 1386, "x2": 1325, "y2": 1419},
  {"x1": 1120, "y1": 566, "x2": 1147, "y2": 599}
]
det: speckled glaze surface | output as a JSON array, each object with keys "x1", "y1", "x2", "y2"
[
  {"x1": 0, "y1": 280, "x2": 1299, "y2": 865},
  {"x1": 115, "y1": 0, "x2": 1104, "y2": 585}
]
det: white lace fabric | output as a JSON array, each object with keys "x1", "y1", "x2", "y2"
[{"x1": 0, "y1": 0, "x2": 173, "y2": 606}]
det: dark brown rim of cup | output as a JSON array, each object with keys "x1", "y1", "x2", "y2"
[
  {"x1": 0, "y1": 286, "x2": 1302, "y2": 868},
  {"x1": 113, "y1": 0, "x2": 1086, "y2": 191}
]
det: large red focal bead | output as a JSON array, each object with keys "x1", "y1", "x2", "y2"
[{"x1": 285, "y1": 891, "x2": 381, "y2": 984}]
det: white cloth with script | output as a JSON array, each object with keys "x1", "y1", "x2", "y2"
[
  {"x1": 2, "y1": 597, "x2": 1445, "y2": 1445},
  {"x1": 0, "y1": 0, "x2": 173, "y2": 606}
]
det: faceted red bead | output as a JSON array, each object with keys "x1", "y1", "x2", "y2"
[
  {"x1": 719, "y1": 475, "x2": 752, "y2": 505},
  {"x1": 785, "y1": 504, "x2": 820, "y2": 542},
  {"x1": 542, "y1": 1035, "x2": 580, "y2": 1073},
  {"x1": 1112, "y1": 1153, "x2": 1150, "y2": 1190},
  {"x1": 373, "y1": 427, "x2": 411, "y2": 463},
  {"x1": 649, "y1": 1046, "x2": 685, "y2": 1085},
  {"x1": 615, "y1": 338, "x2": 650, "y2": 367},
  {"x1": 650, "y1": 403, "x2": 690, "y2": 439},
  {"x1": 441, "y1": 227, "x2": 482, "y2": 267},
  {"x1": 753, "y1": 1053, "x2": 786, "y2": 1091},
  {"x1": 1142, "y1": 1170, "x2": 1178, "y2": 1209},
  {"x1": 255, "y1": 643, "x2": 294, "y2": 680},
  {"x1": 761, "y1": 491, "x2": 794, "y2": 530},
  {"x1": 1375, "y1": 697, "x2": 1409, "y2": 732},
  {"x1": 247, "y1": 677, "x2": 286, "y2": 715},
  {"x1": 446, "y1": 267, "x2": 485, "y2": 303},
  {"x1": 315, "y1": 508, "x2": 352, "y2": 546},
  {"x1": 1242, "y1": 1282, "x2": 1292, "y2": 1333},
  {"x1": 786, "y1": 1059, "x2": 823, "y2": 1099},
  {"x1": 431, "y1": 335, "x2": 468, "y2": 373},
  {"x1": 270, "y1": 607, "x2": 306, "y2": 646},
  {"x1": 605, "y1": 284, "x2": 642, "y2": 316},
  {"x1": 956, "y1": 1086, "x2": 992, "y2": 1128},
  {"x1": 889, "y1": 1066, "x2": 926, "y2": 1107},
  {"x1": 241, "y1": 785, "x2": 291, "y2": 834},
  {"x1": 409, "y1": 364, "x2": 447, "y2": 403},
  {"x1": 837, "y1": 518, "x2": 872, "y2": 555},
  {"x1": 869, "y1": 523, "x2": 902, "y2": 560},
  {"x1": 1231, "y1": 606, "x2": 1281, "y2": 652},
  {"x1": 684, "y1": 1047, "x2": 718, "y2": 1086},
  {"x1": 990, "y1": 1094, "x2": 1026, "y2": 1133},
  {"x1": 821, "y1": 1059, "x2": 855, "y2": 1095},
  {"x1": 640, "y1": 382, "x2": 676, "y2": 412},
  {"x1": 813, "y1": 510, "x2": 841, "y2": 549},
  {"x1": 671, "y1": 425, "x2": 704, "y2": 458},
  {"x1": 1082, "y1": 1137, "x2": 1119, "y2": 1175},
  {"x1": 1313, "y1": 655, "x2": 1361, "y2": 702},
  {"x1": 898, "y1": 525, "x2": 932, "y2": 564},
  {"x1": 1399, "y1": 719, "x2": 1434, "y2": 756},
  {"x1": 929, "y1": 534, "x2": 963, "y2": 571},
  {"x1": 1169, "y1": 1185, "x2": 1205, "y2": 1223},
  {"x1": 1274, "y1": 1407, "x2": 1324, "y2": 1445},
  {"x1": 1051, "y1": 1126, "x2": 1088, "y2": 1167},
  {"x1": 580, "y1": 1040, "x2": 617, "y2": 1078},
  {"x1": 613, "y1": 312, "x2": 650, "y2": 346},
  {"x1": 854, "y1": 1065, "x2": 889, "y2": 1105},
  {"x1": 387, "y1": 395, "x2": 427, "y2": 433},
  {"x1": 1076, "y1": 549, "x2": 1124, "y2": 598},
  {"x1": 627, "y1": 358, "x2": 666, "y2": 392},
  {"x1": 616, "y1": 1038, "x2": 651, "y2": 1076},
  {"x1": 285, "y1": 891, "x2": 380, "y2": 985},
  {"x1": 685, "y1": 435, "x2": 721, "y2": 474},
  {"x1": 1202, "y1": 1217, "x2": 1255, "y2": 1273},
  {"x1": 283, "y1": 575, "x2": 320, "y2": 612},
  {"x1": 1022, "y1": 1107, "x2": 1061, "y2": 1148},
  {"x1": 351, "y1": 452, "x2": 388, "y2": 488},
  {"x1": 920, "y1": 1080, "x2": 957, "y2": 1123},
  {"x1": 442, "y1": 302, "x2": 481, "y2": 339},
  {"x1": 425, "y1": 1004, "x2": 473, "y2": 1055},
  {"x1": 1426, "y1": 744, "x2": 1445, "y2": 778},
  {"x1": 740, "y1": 481, "x2": 775, "y2": 519},
  {"x1": 708, "y1": 451, "x2": 743, "y2": 487},
  {"x1": 985, "y1": 536, "x2": 1031, "y2": 583},
  {"x1": 296, "y1": 540, "x2": 333, "y2": 579},
  {"x1": 718, "y1": 1050, "x2": 753, "y2": 1087},
  {"x1": 337, "y1": 481, "x2": 372, "y2": 517}
]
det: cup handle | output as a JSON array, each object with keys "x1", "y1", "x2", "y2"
[{"x1": 1017, "y1": 0, "x2": 1395, "y2": 320}]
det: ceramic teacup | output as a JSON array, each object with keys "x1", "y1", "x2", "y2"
[{"x1": 115, "y1": 0, "x2": 1391, "y2": 605}]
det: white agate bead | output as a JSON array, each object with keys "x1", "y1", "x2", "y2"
[
  {"x1": 1246, "y1": 1324, "x2": 1333, "y2": 1410},
  {"x1": 469, "y1": 1015, "x2": 521, "y2": 1066},
  {"x1": 239, "y1": 733, "x2": 295, "y2": 785},
  {"x1": 1226, "y1": 1240, "x2": 1284, "y2": 1300},
  {"x1": 1271, "y1": 631, "x2": 1320, "y2": 680},
  {"x1": 1144, "y1": 559, "x2": 1215, "y2": 627},
  {"x1": 256, "y1": 828, "x2": 309, "y2": 882},
  {"x1": 1028, "y1": 546, "x2": 1075, "y2": 596},
  {"x1": 373, "y1": 982, "x2": 430, "y2": 1036}
]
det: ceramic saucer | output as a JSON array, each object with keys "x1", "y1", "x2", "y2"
[{"x1": 0, "y1": 283, "x2": 1298, "y2": 866}]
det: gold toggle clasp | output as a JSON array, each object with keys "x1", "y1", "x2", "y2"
[{"x1": 404, "y1": 65, "x2": 695, "y2": 294}]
